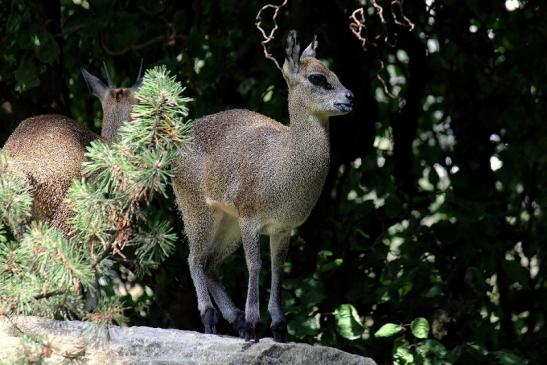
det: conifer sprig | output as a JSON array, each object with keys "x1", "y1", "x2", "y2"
[
  {"x1": 71, "y1": 66, "x2": 192, "y2": 266},
  {"x1": 0, "y1": 150, "x2": 33, "y2": 237},
  {"x1": 0, "y1": 66, "x2": 192, "y2": 322}
]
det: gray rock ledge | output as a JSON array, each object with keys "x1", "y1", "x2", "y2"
[{"x1": 0, "y1": 316, "x2": 377, "y2": 365}]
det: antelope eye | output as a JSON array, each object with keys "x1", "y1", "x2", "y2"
[{"x1": 308, "y1": 74, "x2": 333, "y2": 90}]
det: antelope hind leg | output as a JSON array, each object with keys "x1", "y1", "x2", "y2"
[
  {"x1": 185, "y1": 206, "x2": 220, "y2": 334},
  {"x1": 206, "y1": 213, "x2": 246, "y2": 337}
]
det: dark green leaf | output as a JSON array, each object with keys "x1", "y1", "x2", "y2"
[
  {"x1": 384, "y1": 195, "x2": 402, "y2": 219},
  {"x1": 416, "y1": 339, "x2": 448, "y2": 360},
  {"x1": 502, "y1": 259, "x2": 530, "y2": 288},
  {"x1": 447, "y1": 346, "x2": 462, "y2": 363},
  {"x1": 422, "y1": 285, "x2": 443, "y2": 298},
  {"x1": 34, "y1": 29, "x2": 60, "y2": 64},
  {"x1": 493, "y1": 351, "x2": 528, "y2": 365},
  {"x1": 287, "y1": 313, "x2": 320, "y2": 338},
  {"x1": 14, "y1": 58, "x2": 40, "y2": 92}
]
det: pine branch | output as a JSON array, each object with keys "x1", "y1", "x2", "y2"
[
  {"x1": 0, "y1": 66, "x2": 192, "y2": 324},
  {"x1": 0, "y1": 149, "x2": 33, "y2": 238},
  {"x1": 69, "y1": 66, "x2": 192, "y2": 266},
  {"x1": 34, "y1": 290, "x2": 65, "y2": 300},
  {"x1": 21, "y1": 222, "x2": 94, "y2": 291}
]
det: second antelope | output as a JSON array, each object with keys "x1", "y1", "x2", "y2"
[
  {"x1": 173, "y1": 30, "x2": 354, "y2": 342},
  {"x1": 2, "y1": 64, "x2": 142, "y2": 234}
]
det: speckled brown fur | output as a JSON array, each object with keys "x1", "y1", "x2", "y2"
[
  {"x1": 2, "y1": 68, "x2": 140, "y2": 234},
  {"x1": 172, "y1": 31, "x2": 355, "y2": 342},
  {"x1": 4, "y1": 114, "x2": 98, "y2": 231},
  {"x1": 101, "y1": 88, "x2": 138, "y2": 142}
]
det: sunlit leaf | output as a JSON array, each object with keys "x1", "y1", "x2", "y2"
[
  {"x1": 375, "y1": 323, "x2": 403, "y2": 338},
  {"x1": 410, "y1": 317, "x2": 430, "y2": 339},
  {"x1": 334, "y1": 304, "x2": 364, "y2": 340},
  {"x1": 393, "y1": 337, "x2": 414, "y2": 365}
]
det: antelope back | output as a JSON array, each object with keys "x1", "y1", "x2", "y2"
[{"x1": 2, "y1": 114, "x2": 98, "y2": 224}]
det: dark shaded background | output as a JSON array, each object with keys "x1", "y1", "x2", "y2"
[{"x1": 1, "y1": 0, "x2": 546, "y2": 364}]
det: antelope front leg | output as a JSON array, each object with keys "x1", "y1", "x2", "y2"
[
  {"x1": 239, "y1": 218, "x2": 261, "y2": 342},
  {"x1": 268, "y1": 231, "x2": 290, "y2": 342}
]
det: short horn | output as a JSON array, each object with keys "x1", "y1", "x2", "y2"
[
  {"x1": 102, "y1": 61, "x2": 113, "y2": 88},
  {"x1": 300, "y1": 34, "x2": 318, "y2": 60},
  {"x1": 133, "y1": 58, "x2": 144, "y2": 90}
]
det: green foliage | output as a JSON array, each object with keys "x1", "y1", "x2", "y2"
[
  {"x1": 0, "y1": 151, "x2": 85, "y2": 317},
  {"x1": 0, "y1": 151, "x2": 32, "y2": 232},
  {"x1": 82, "y1": 296, "x2": 127, "y2": 341},
  {"x1": 23, "y1": 222, "x2": 94, "y2": 290},
  {"x1": 0, "y1": 223, "x2": 6, "y2": 244},
  {"x1": 372, "y1": 318, "x2": 457, "y2": 365},
  {"x1": 67, "y1": 66, "x2": 190, "y2": 284},
  {"x1": 131, "y1": 219, "x2": 177, "y2": 276},
  {"x1": 285, "y1": 274, "x2": 325, "y2": 339}
]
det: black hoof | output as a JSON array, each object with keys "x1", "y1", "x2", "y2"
[
  {"x1": 271, "y1": 320, "x2": 287, "y2": 343},
  {"x1": 231, "y1": 310, "x2": 246, "y2": 338},
  {"x1": 201, "y1": 307, "x2": 219, "y2": 334},
  {"x1": 244, "y1": 321, "x2": 260, "y2": 342}
]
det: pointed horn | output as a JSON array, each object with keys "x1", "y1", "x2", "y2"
[
  {"x1": 300, "y1": 34, "x2": 318, "y2": 60},
  {"x1": 133, "y1": 58, "x2": 144, "y2": 90},
  {"x1": 102, "y1": 61, "x2": 113, "y2": 88}
]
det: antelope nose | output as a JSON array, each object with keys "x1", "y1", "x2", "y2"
[{"x1": 345, "y1": 90, "x2": 355, "y2": 103}]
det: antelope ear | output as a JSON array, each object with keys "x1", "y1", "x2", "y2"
[
  {"x1": 300, "y1": 35, "x2": 318, "y2": 60},
  {"x1": 283, "y1": 30, "x2": 301, "y2": 80},
  {"x1": 81, "y1": 67, "x2": 108, "y2": 100}
]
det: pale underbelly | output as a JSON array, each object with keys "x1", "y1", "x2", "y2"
[{"x1": 205, "y1": 198, "x2": 306, "y2": 235}]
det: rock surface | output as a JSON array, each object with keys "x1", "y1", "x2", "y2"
[{"x1": 0, "y1": 316, "x2": 377, "y2": 365}]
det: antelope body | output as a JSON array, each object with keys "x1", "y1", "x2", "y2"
[
  {"x1": 2, "y1": 65, "x2": 141, "y2": 233},
  {"x1": 173, "y1": 31, "x2": 354, "y2": 342}
]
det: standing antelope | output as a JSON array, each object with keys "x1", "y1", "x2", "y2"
[
  {"x1": 2, "y1": 64, "x2": 142, "y2": 233},
  {"x1": 173, "y1": 30, "x2": 354, "y2": 342}
]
